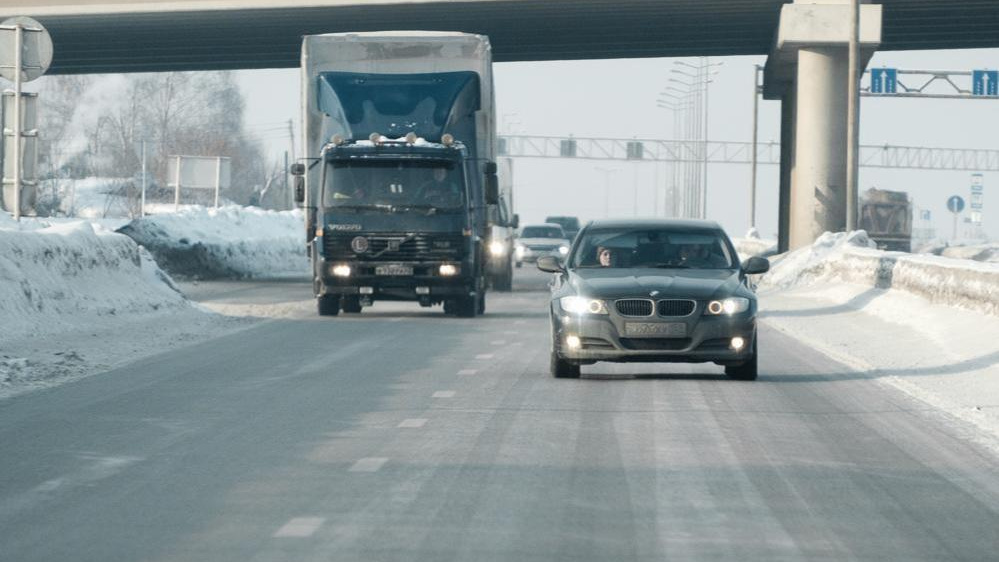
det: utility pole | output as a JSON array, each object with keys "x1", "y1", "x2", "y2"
[
  {"x1": 846, "y1": 0, "x2": 861, "y2": 231},
  {"x1": 140, "y1": 139, "x2": 147, "y2": 217}
]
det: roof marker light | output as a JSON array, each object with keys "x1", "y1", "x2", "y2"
[
  {"x1": 369, "y1": 132, "x2": 382, "y2": 145},
  {"x1": 405, "y1": 132, "x2": 418, "y2": 144},
  {"x1": 441, "y1": 133, "x2": 455, "y2": 146}
]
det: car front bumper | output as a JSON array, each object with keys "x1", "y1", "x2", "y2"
[{"x1": 552, "y1": 308, "x2": 756, "y2": 364}]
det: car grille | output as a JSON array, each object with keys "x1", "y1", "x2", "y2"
[
  {"x1": 619, "y1": 338, "x2": 692, "y2": 351},
  {"x1": 325, "y1": 233, "x2": 465, "y2": 261},
  {"x1": 615, "y1": 299, "x2": 654, "y2": 317},
  {"x1": 526, "y1": 243, "x2": 560, "y2": 252},
  {"x1": 657, "y1": 299, "x2": 696, "y2": 317}
]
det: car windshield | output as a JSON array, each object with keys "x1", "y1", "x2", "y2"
[
  {"x1": 571, "y1": 227, "x2": 736, "y2": 269},
  {"x1": 521, "y1": 226, "x2": 565, "y2": 239},
  {"x1": 323, "y1": 159, "x2": 465, "y2": 210}
]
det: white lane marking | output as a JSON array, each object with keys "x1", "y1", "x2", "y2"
[
  {"x1": 389, "y1": 318, "x2": 404, "y2": 323},
  {"x1": 433, "y1": 391, "x2": 456, "y2": 398},
  {"x1": 475, "y1": 353, "x2": 494, "y2": 359},
  {"x1": 514, "y1": 320, "x2": 527, "y2": 325},
  {"x1": 397, "y1": 418, "x2": 427, "y2": 428},
  {"x1": 349, "y1": 457, "x2": 389, "y2": 472},
  {"x1": 503, "y1": 330, "x2": 519, "y2": 335},
  {"x1": 274, "y1": 517, "x2": 326, "y2": 538},
  {"x1": 490, "y1": 340, "x2": 507, "y2": 345},
  {"x1": 458, "y1": 369, "x2": 478, "y2": 376}
]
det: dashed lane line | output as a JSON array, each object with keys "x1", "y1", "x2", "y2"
[
  {"x1": 432, "y1": 391, "x2": 456, "y2": 398},
  {"x1": 348, "y1": 457, "x2": 389, "y2": 473},
  {"x1": 397, "y1": 418, "x2": 428, "y2": 428},
  {"x1": 273, "y1": 517, "x2": 325, "y2": 538}
]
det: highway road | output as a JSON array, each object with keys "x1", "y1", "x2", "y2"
[{"x1": 2, "y1": 269, "x2": 998, "y2": 561}]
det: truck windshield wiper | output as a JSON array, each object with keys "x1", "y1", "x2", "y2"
[{"x1": 329, "y1": 203, "x2": 395, "y2": 212}]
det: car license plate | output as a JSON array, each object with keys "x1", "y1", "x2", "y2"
[
  {"x1": 375, "y1": 265, "x2": 413, "y2": 276},
  {"x1": 624, "y1": 322, "x2": 686, "y2": 338}
]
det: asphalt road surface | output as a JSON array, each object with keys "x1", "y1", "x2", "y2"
[{"x1": 2, "y1": 269, "x2": 998, "y2": 561}]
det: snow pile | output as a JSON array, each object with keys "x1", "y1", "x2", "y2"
[
  {"x1": 0, "y1": 215, "x2": 188, "y2": 342},
  {"x1": 762, "y1": 230, "x2": 999, "y2": 316},
  {"x1": 732, "y1": 228, "x2": 777, "y2": 260},
  {"x1": 117, "y1": 205, "x2": 308, "y2": 279},
  {"x1": 919, "y1": 242, "x2": 999, "y2": 264}
]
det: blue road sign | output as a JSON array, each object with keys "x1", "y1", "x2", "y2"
[
  {"x1": 972, "y1": 70, "x2": 999, "y2": 96},
  {"x1": 947, "y1": 195, "x2": 965, "y2": 214},
  {"x1": 871, "y1": 68, "x2": 897, "y2": 94},
  {"x1": 921, "y1": 210, "x2": 931, "y2": 221}
]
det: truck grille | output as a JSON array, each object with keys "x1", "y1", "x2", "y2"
[
  {"x1": 324, "y1": 233, "x2": 465, "y2": 261},
  {"x1": 615, "y1": 299, "x2": 654, "y2": 317},
  {"x1": 657, "y1": 299, "x2": 696, "y2": 317}
]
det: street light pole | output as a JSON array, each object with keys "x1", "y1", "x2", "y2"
[
  {"x1": 750, "y1": 65, "x2": 761, "y2": 229},
  {"x1": 846, "y1": 0, "x2": 861, "y2": 231}
]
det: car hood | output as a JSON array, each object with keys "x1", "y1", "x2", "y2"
[
  {"x1": 568, "y1": 267, "x2": 742, "y2": 300},
  {"x1": 518, "y1": 237, "x2": 570, "y2": 246}
]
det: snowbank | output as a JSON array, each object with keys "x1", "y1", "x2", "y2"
[
  {"x1": 0, "y1": 215, "x2": 188, "y2": 341},
  {"x1": 762, "y1": 231, "x2": 999, "y2": 316},
  {"x1": 732, "y1": 228, "x2": 777, "y2": 261},
  {"x1": 118, "y1": 206, "x2": 309, "y2": 279}
]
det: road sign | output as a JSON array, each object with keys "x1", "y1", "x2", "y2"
[
  {"x1": 947, "y1": 195, "x2": 965, "y2": 213},
  {"x1": 871, "y1": 68, "x2": 897, "y2": 94},
  {"x1": 0, "y1": 17, "x2": 53, "y2": 82},
  {"x1": 972, "y1": 70, "x2": 999, "y2": 96},
  {"x1": 920, "y1": 210, "x2": 931, "y2": 221}
]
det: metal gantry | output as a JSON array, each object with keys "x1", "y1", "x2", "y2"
[{"x1": 498, "y1": 134, "x2": 999, "y2": 172}]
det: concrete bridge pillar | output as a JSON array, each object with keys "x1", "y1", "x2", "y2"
[{"x1": 764, "y1": 0, "x2": 882, "y2": 251}]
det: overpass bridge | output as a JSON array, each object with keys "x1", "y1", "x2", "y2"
[
  {"x1": 4, "y1": 0, "x2": 999, "y2": 74},
  {"x1": 2, "y1": 0, "x2": 998, "y2": 249}
]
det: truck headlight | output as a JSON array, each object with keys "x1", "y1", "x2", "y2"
[
  {"x1": 560, "y1": 296, "x2": 608, "y2": 315},
  {"x1": 705, "y1": 297, "x2": 750, "y2": 315},
  {"x1": 332, "y1": 264, "x2": 351, "y2": 277},
  {"x1": 439, "y1": 264, "x2": 460, "y2": 276},
  {"x1": 489, "y1": 241, "x2": 506, "y2": 256}
]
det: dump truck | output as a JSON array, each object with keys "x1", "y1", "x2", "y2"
[
  {"x1": 860, "y1": 188, "x2": 912, "y2": 252},
  {"x1": 293, "y1": 32, "x2": 516, "y2": 316}
]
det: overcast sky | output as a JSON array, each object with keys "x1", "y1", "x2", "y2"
[{"x1": 237, "y1": 47, "x2": 999, "y2": 241}]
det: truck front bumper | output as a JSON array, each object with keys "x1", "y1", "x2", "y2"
[{"x1": 317, "y1": 261, "x2": 475, "y2": 301}]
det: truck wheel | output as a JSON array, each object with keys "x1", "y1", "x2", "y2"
[
  {"x1": 493, "y1": 260, "x2": 513, "y2": 291},
  {"x1": 317, "y1": 294, "x2": 340, "y2": 316},
  {"x1": 342, "y1": 296, "x2": 363, "y2": 313},
  {"x1": 455, "y1": 296, "x2": 477, "y2": 318}
]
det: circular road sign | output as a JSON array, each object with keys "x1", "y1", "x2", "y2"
[
  {"x1": 947, "y1": 195, "x2": 965, "y2": 214},
  {"x1": 0, "y1": 16, "x2": 53, "y2": 82}
]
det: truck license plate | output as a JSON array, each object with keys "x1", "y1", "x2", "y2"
[
  {"x1": 375, "y1": 265, "x2": 413, "y2": 276},
  {"x1": 624, "y1": 322, "x2": 686, "y2": 338}
]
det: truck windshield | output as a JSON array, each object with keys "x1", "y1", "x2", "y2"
[{"x1": 323, "y1": 160, "x2": 466, "y2": 211}]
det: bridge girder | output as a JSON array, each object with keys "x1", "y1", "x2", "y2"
[{"x1": 1, "y1": 1, "x2": 998, "y2": 74}]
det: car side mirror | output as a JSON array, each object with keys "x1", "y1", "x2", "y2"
[
  {"x1": 741, "y1": 256, "x2": 770, "y2": 275},
  {"x1": 510, "y1": 213, "x2": 520, "y2": 229},
  {"x1": 536, "y1": 255, "x2": 565, "y2": 273},
  {"x1": 293, "y1": 176, "x2": 306, "y2": 204}
]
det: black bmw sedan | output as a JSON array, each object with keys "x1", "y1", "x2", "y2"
[{"x1": 537, "y1": 219, "x2": 770, "y2": 380}]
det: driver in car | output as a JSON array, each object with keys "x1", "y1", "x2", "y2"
[
  {"x1": 419, "y1": 168, "x2": 461, "y2": 206},
  {"x1": 677, "y1": 243, "x2": 728, "y2": 268}
]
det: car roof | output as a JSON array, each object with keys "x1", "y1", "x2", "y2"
[{"x1": 582, "y1": 218, "x2": 725, "y2": 233}]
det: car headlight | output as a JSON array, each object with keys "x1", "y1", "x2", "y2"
[
  {"x1": 515, "y1": 244, "x2": 526, "y2": 256},
  {"x1": 558, "y1": 245, "x2": 570, "y2": 255},
  {"x1": 489, "y1": 241, "x2": 506, "y2": 256},
  {"x1": 705, "y1": 297, "x2": 750, "y2": 315},
  {"x1": 559, "y1": 296, "x2": 608, "y2": 315}
]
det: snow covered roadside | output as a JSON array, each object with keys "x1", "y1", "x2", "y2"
[
  {"x1": 758, "y1": 231, "x2": 999, "y2": 442},
  {"x1": 117, "y1": 206, "x2": 309, "y2": 280},
  {"x1": 0, "y1": 214, "x2": 250, "y2": 399}
]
